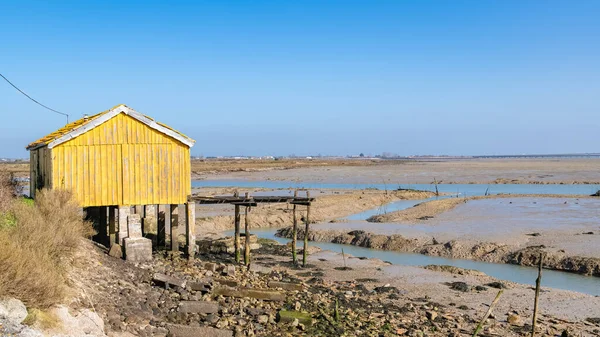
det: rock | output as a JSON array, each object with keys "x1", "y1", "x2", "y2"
[
  {"x1": 213, "y1": 287, "x2": 285, "y2": 301},
  {"x1": 249, "y1": 264, "x2": 272, "y2": 274},
  {"x1": 267, "y1": 281, "x2": 303, "y2": 291},
  {"x1": 166, "y1": 324, "x2": 233, "y2": 337},
  {"x1": 223, "y1": 265, "x2": 236, "y2": 276},
  {"x1": 188, "y1": 281, "x2": 211, "y2": 292},
  {"x1": 108, "y1": 244, "x2": 123, "y2": 259},
  {"x1": 586, "y1": 317, "x2": 600, "y2": 325},
  {"x1": 214, "y1": 279, "x2": 239, "y2": 288},
  {"x1": 0, "y1": 297, "x2": 28, "y2": 325},
  {"x1": 507, "y1": 314, "x2": 520, "y2": 325},
  {"x1": 178, "y1": 301, "x2": 219, "y2": 314},
  {"x1": 204, "y1": 262, "x2": 217, "y2": 272},
  {"x1": 50, "y1": 306, "x2": 105, "y2": 336},
  {"x1": 153, "y1": 273, "x2": 187, "y2": 289},
  {"x1": 486, "y1": 282, "x2": 507, "y2": 289},
  {"x1": 257, "y1": 315, "x2": 269, "y2": 324},
  {"x1": 246, "y1": 308, "x2": 265, "y2": 317},
  {"x1": 276, "y1": 310, "x2": 312, "y2": 326},
  {"x1": 449, "y1": 282, "x2": 470, "y2": 292},
  {"x1": 396, "y1": 328, "x2": 408, "y2": 335},
  {"x1": 426, "y1": 311, "x2": 438, "y2": 321},
  {"x1": 474, "y1": 285, "x2": 487, "y2": 291}
]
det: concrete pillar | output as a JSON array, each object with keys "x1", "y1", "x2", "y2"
[
  {"x1": 170, "y1": 205, "x2": 179, "y2": 252},
  {"x1": 123, "y1": 213, "x2": 152, "y2": 262},
  {"x1": 108, "y1": 206, "x2": 116, "y2": 247},
  {"x1": 185, "y1": 201, "x2": 196, "y2": 258},
  {"x1": 117, "y1": 206, "x2": 131, "y2": 246}
]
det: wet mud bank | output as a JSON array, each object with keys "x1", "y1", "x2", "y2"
[{"x1": 276, "y1": 227, "x2": 600, "y2": 277}]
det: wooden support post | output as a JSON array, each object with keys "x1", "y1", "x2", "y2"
[
  {"x1": 185, "y1": 201, "x2": 196, "y2": 259},
  {"x1": 170, "y1": 205, "x2": 179, "y2": 252},
  {"x1": 292, "y1": 190, "x2": 298, "y2": 264},
  {"x1": 108, "y1": 206, "x2": 116, "y2": 247},
  {"x1": 100, "y1": 207, "x2": 108, "y2": 245},
  {"x1": 473, "y1": 290, "x2": 504, "y2": 337},
  {"x1": 234, "y1": 191, "x2": 241, "y2": 263},
  {"x1": 303, "y1": 191, "x2": 311, "y2": 267},
  {"x1": 157, "y1": 205, "x2": 166, "y2": 249},
  {"x1": 244, "y1": 205, "x2": 251, "y2": 266},
  {"x1": 531, "y1": 253, "x2": 544, "y2": 337}
]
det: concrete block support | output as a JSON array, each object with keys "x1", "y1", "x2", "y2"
[
  {"x1": 185, "y1": 201, "x2": 196, "y2": 258},
  {"x1": 117, "y1": 206, "x2": 131, "y2": 246},
  {"x1": 124, "y1": 213, "x2": 152, "y2": 262}
]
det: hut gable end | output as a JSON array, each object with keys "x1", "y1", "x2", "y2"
[{"x1": 27, "y1": 104, "x2": 194, "y2": 207}]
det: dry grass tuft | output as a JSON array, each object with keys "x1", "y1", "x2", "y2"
[
  {"x1": 0, "y1": 187, "x2": 93, "y2": 308},
  {"x1": 0, "y1": 170, "x2": 20, "y2": 213}
]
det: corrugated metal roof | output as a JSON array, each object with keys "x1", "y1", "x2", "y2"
[{"x1": 26, "y1": 104, "x2": 194, "y2": 150}]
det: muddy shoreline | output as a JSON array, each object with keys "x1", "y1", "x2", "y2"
[{"x1": 276, "y1": 227, "x2": 600, "y2": 277}]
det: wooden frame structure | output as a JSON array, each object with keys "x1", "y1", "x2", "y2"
[{"x1": 191, "y1": 190, "x2": 314, "y2": 267}]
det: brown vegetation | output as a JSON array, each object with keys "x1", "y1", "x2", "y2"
[{"x1": 0, "y1": 182, "x2": 93, "y2": 308}]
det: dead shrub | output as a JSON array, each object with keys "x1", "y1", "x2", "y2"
[
  {"x1": 0, "y1": 170, "x2": 19, "y2": 213},
  {"x1": 0, "y1": 189, "x2": 93, "y2": 308}
]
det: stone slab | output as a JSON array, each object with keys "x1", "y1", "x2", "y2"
[
  {"x1": 166, "y1": 324, "x2": 232, "y2": 337},
  {"x1": 178, "y1": 301, "x2": 219, "y2": 314},
  {"x1": 213, "y1": 286, "x2": 285, "y2": 301},
  {"x1": 268, "y1": 281, "x2": 303, "y2": 291},
  {"x1": 153, "y1": 273, "x2": 187, "y2": 288}
]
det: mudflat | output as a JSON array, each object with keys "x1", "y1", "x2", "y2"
[{"x1": 196, "y1": 158, "x2": 600, "y2": 184}]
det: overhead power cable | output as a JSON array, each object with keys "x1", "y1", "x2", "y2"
[{"x1": 0, "y1": 72, "x2": 69, "y2": 123}]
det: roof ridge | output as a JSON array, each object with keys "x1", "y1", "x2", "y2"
[{"x1": 26, "y1": 104, "x2": 194, "y2": 150}]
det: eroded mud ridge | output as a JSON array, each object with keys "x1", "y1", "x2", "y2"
[{"x1": 276, "y1": 228, "x2": 600, "y2": 276}]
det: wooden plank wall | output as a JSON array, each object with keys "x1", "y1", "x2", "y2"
[{"x1": 49, "y1": 113, "x2": 191, "y2": 207}]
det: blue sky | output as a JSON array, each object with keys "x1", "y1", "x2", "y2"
[{"x1": 1, "y1": 0, "x2": 598, "y2": 158}]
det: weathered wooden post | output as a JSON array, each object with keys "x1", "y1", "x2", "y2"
[
  {"x1": 302, "y1": 191, "x2": 311, "y2": 267},
  {"x1": 473, "y1": 290, "x2": 503, "y2": 337},
  {"x1": 234, "y1": 191, "x2": 241, "y2": 263},
  {"x1": 108, "y1": 206, "x2": 116, "y2": 247},
  {"x1": 244, "y1": 205, "x2": 251, "y2": 266},
  {"x1": 531, "y1": 253, "x2": 544, "y2": 337},
  {"x1": 185, "y1": 200, "x2": 196, "y2": 259},
  {"x1": 170, "y1": 205, "x2": 179, "y2": 252},
  {"x1": 292, "y1": 190, "x2": 298, "y2": 264},
  {"x1": 157, "y1": 205, "x2": 166, "y2": 249}
]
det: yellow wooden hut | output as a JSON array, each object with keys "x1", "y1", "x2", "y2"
[
  {"x1": 27, "y1": 104, "x2": 197, "y2": 260},
  {"x1": 26, "y1": 104, "x2": 195, "y2": 207}
]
